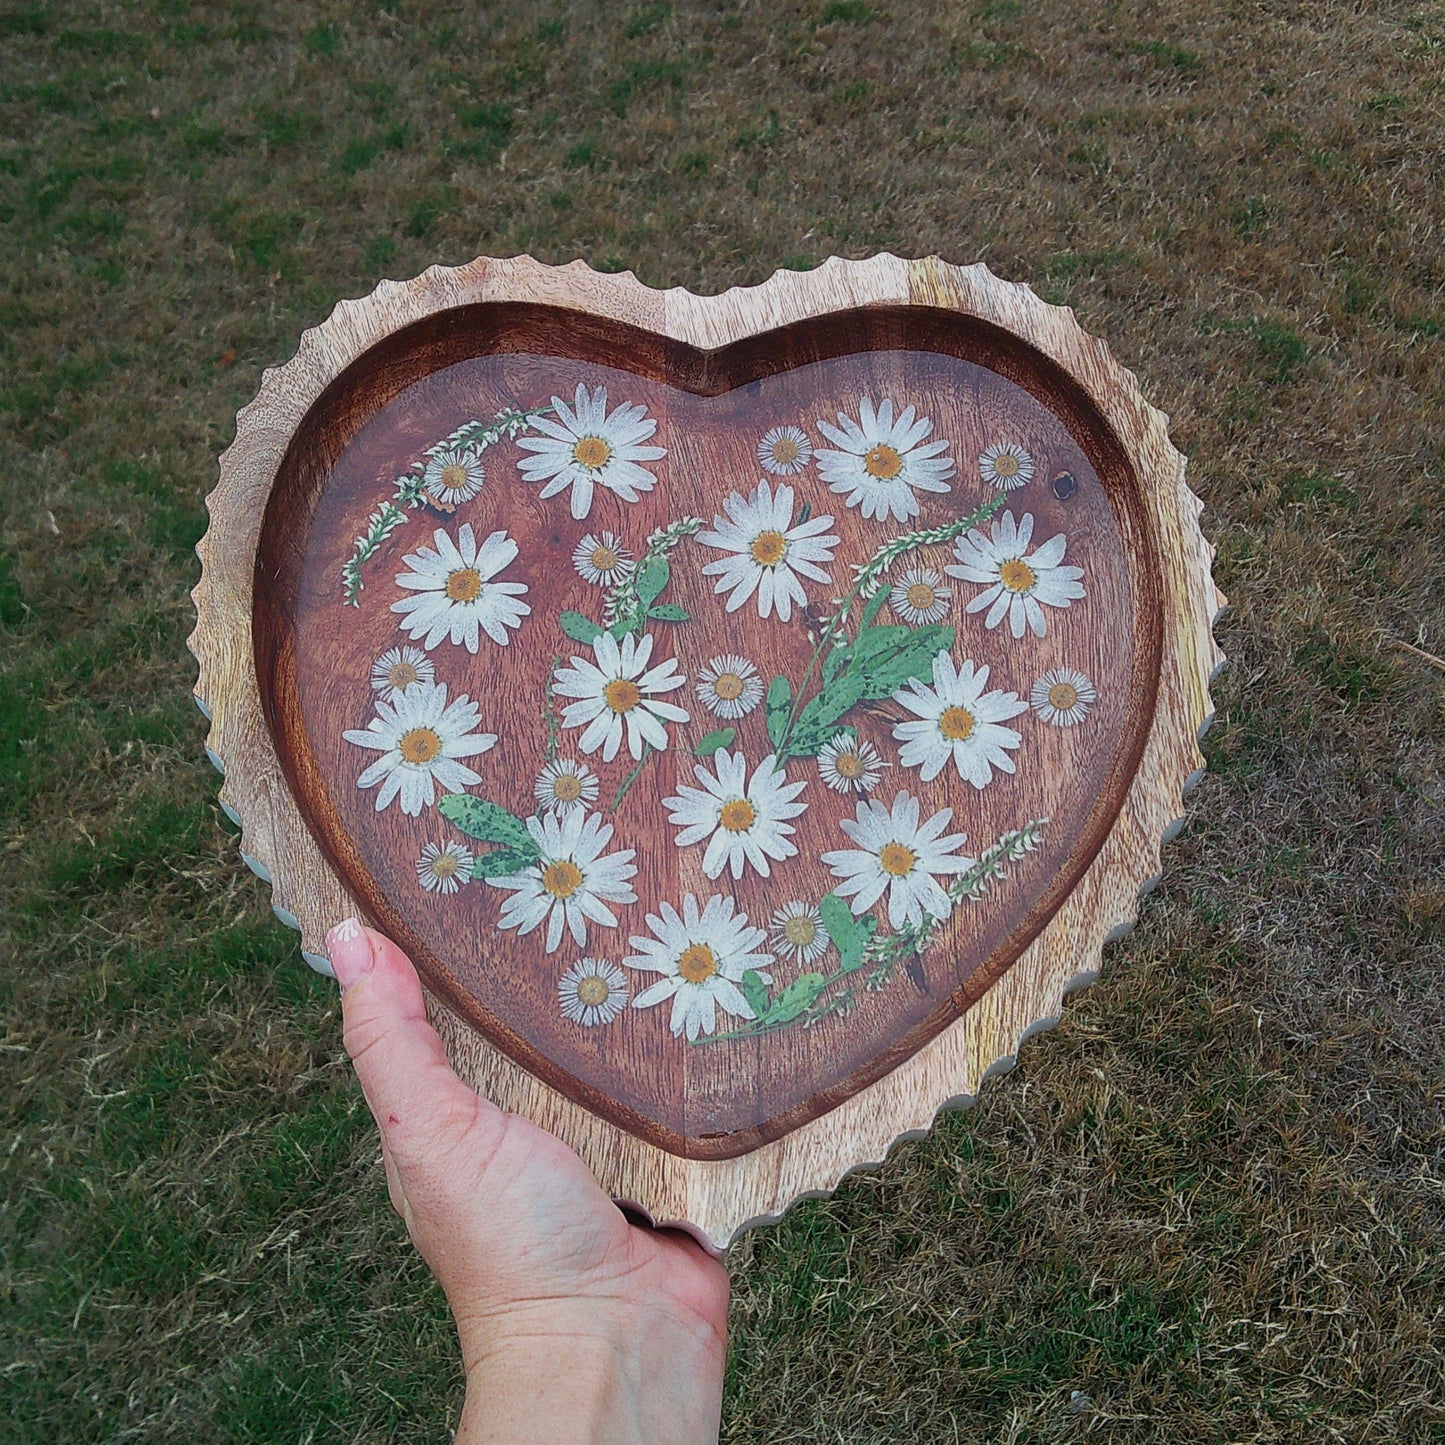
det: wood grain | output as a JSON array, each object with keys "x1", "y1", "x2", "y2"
[{"x1": 190, "y1": 255, "x2": 1222, "y2": 1250}]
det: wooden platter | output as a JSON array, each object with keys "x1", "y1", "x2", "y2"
[{"x1": 190, "y1": 255, "x2": 1222, "y2": 1251}]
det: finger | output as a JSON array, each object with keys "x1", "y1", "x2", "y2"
[{"x1": 328, "y1": 919, "x2": 498, "y2": 1170}]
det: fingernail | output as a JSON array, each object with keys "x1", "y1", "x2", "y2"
[{"x1": 327, "y1": 918, "x2": 374, "y2": 988}]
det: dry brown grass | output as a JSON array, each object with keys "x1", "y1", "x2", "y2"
[{"x1": 1, "y1": 1, "x2": 1441, "y2": 1440}]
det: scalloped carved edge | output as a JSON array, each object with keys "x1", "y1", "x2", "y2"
[{"x1": 189, "y1": 253, "x2": 1223, "y2": 1253}]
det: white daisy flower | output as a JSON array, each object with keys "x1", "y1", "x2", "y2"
[
  {"x1": 342, "y1": 681, "x2": 497, "y2": 816},
  {"x1": 572, "y1": 531, "x2": 634, "y2": 586},
  {"x1": 515, "y1": 383, "x2": 665, "y2": 520},
  {"x1": 978, "y1": 442, "x2": 1034, "y2": 491},
  {"x1": 817, "y1": 732, "x2": 888, "y2": 795},
  {"x1": 769, "y1": 900, "x2": 829, "y2": 966},
  {"x1": 663, "y1": 749, "x2": 808, "y2": 880},
  {"x1": 757, "y1": 424, "x2": 813, "y2": 476},
  {"x1": 815, "y1": 396, "x2": 955, "y2": 523},
  {"x1": 946, "y1": 509, "x2": 1086, "y2": 639},
  {"x1": 487, "y1": 808, "x2": 638, "y2": 955},
  {"x1": 1031, "y1": 667, "x2": 1097, "y2": 726},
  {"x1": 695, "y1": 654, "x2": 764, "y2": 720},
  {"x1": 415, "y1": 840, "x2": 475, "y2": 895},
  {"x1": 892, "y1": 653, "x2": 1028, "y2": 789},
  {"x1": 889, "y1": 566, "x2": 952, "y2": 625},
  {"x1": 422, "y1": 448, "x2": 486, "y2": 507},
  {"x1": 558, "y1": 957, "x2": 629, "y2": 1027},
  {"x1": 698, "y1": 478, "x2": 839, "y2": 622},
  {"x1": 369, "y1": 645, "x2": 435, "y2": 701},
  {"x1": 626, "y1": 893, "x2": 773, "y2": 1042},
  {"x1": 533, "y1": 758, "x2": 601, "y2": 817},
  {"x1": 391, "y1": 523, "x2": 531, "y2": 652},
  {"x1": 821, "y1": 790, "x2": 977, "y2": 931},
  {"x1": 554, "y1": 631, "x2": 690, "y2": 763}
]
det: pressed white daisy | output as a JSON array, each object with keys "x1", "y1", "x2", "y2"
[
  {"x1": 533, "y1": 758, "x2": 601, "y2": 817},
  {"x1": 391, "y1": 523, "x2": 531, "y2": 652},
  {"x1": 892, "y1": 653, "x2": 1028, "y2": 789},
  {"x1": 698, "y1": 478, "x2": 839, "y2": 622},
  {"x1": 514, "y1": 382, "x2": 665, "y2": 520},
  {"x1": 626, "y1": 893, "x2": 773, "y2": 1042},
  {"x1": 769, "y1": 900, "x2": 829, "y2": 966},
  {"x1": 572, "y1": 531, "x2": 634, "y2": 586},
  {"x1": 815, "y1": 396, "x2": 955, "y2": 523},
  {"x1": 343, "y1": 681, "x2": 497, "y2": 816},
  {"x1": 558, "y1": 957, "x2": 629, "y2": 1027},
  {"x1": 889, "y1": 566, "x2": 952, "y2": 625},
  {"x1": 978, "y1": 442, "x2": 1035, "y2": 492},
  {"x1": 757, "y1": 424, "x2": 813, "y2": 476},
  {"x1": 946, "y1": 509, "x2": 1086, "y2": 639},
  {"x1": 487, "y1": 808, "x2": 638, "y2": 955},
  {"x1": 821, "y1": 789, "x2": 977, "y2": 931},
  {"x1": 817, "y1": 732, "x2": 888, "y2": 794},
  {"x1": 663, "y1": 749, "x2": 808, "y2": 880},
  {"x1": 415, "y1": 840, "x2": 475, "y2": 895},
  {"x1": 369, "y1": 645, "x2": 436, "y2": 701},
  {"x1": 422, "y1": 448, "x2": 486, "y2": 507},
  {"x1": 1031, "y1": 667, "x2": 1097, "y2": 726},
  {"x1": 554, "y1": 630, "x2": 690, "y2": 763},
  {"x1": 695, "y1": 654, "x2": 764, "y2": 720}
]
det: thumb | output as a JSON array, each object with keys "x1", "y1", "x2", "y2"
[{"x1": 327, "y1": 919, "x2": 498, "y2": 1174}]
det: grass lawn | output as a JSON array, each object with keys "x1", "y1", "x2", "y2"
[{"x1": 2, "y1": 1, "x2": 1442, "y2": 1440}]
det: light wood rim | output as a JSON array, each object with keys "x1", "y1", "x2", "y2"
[{"x1": 189, "y1": 254, "x2": 1223, "y2": 1252}]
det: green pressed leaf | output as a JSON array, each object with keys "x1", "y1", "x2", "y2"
[
  {"x1": 763, "y1": 972, "x2": 829, "y2": 1024},
  {"x1": 859, "y1": 584, "x2": 889, "y2": 630},
  {"x1": 819, "y1": 893, "x2": 875, "y2": 972},
  {"x1": 634, "y1": 555, "x2": 670, "y2": 608},
  {"x1": 647, "y1": 602, "x2": 689, "y2": 622},
  {"x1": 740, "y1": 968, "x2": 770, "y2": 1017},
  {"x1": 473, "y1": 845, "x2": 537, "y2": 878},
  {"x1": 822, "y1": 639, "x2": 851, "y2": 684},
  {"x1": 693, "y1": 728, "x2": 736, "y2": 757},
  {"x1": 559, "y1": 610, "x2": 604, "y2": 644},
  {"x1": 855, "y1": 624, "x2": 954, "y2": 698},
  {"x1": 765, "y1": 675, "x2": 792, "y2": 749},
  {"x1": 437, "y1": 795, "x2": 538, "y2": 855}
]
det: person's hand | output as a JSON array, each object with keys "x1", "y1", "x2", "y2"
[{"x1": 326, "y1": 919, "x2": 730, "y2": 1444}]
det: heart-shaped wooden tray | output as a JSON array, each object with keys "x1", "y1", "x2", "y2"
[{"x1": 191, "y1": 255, "x2": 1221, "y2": 1249}]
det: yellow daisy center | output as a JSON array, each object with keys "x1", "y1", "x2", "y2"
[
  {"x1": 782, "y1": 914, "x2": 818, "y2": 948},
  {"x1": 429, "y1": 852, "x2": 459, "y2": 878},
  {"x1": 939, "y1": 706, "x2": 976, "y2": 742},
  {"x1": 541, "y1": 860, "x2": 584, "y2": 899},
  {"x1": 905, "y1": 582, "x2": 938, "y2": 612},
  {"x1": 386, "y1": 660, "x2": 419, "y2": 689},
  {"x1": 749, "y1": 529, "x2": 788, "y2": 566},
  {"x1": 992, "y1": 453, "x2": 1021, "y2": 478},
  {"x1": 438, "y1": 462, "x2": 471, "y2": 493},
  {"x1": 589, "y1": 544, "x2": 620, "y2": 573},
  {"x1": 879, "y1": 841, "x2": 916, "y2": 877},
  {"x1": 864, "y1": 444, "x2": 903, "y2": 479},
  {"x1": 677, "y1": 943, "x2": 718, "y2": 984},
  {"x1": 712, "y1": 671, "x2": 745, "y2": 701},
  {"x1": 998, "y1": 558, "x2": 1036, "y2": 593},
  {"x1": 576, "y1": 975, "x2": 611, "y2": 1007},
  {"x1": 446, "y1": 567, "x2": 483, "y2": 602},
  {"x1": 550, "y1": 771, "x2": 584, "y2": 802},
  {"x1": 834, "y1": 750, "x2": 865, "y2": 780},
  {"x1": 719, "y1": 798, "x2": 756, "y2": 833},
  {"x1": 1048, "y1": 681, "x2": 1080, "y2": 711},
  {"x1": 604, "y1": 678, "x2": 641, "y2": 713},
  {"x1": 769, "y1": 436, "x2": 800, "y2": 465},
  {"x1": 398, "y1": 727, "x2": 442, "y2": 765},
  {"x1": 573, "y1": 435, "x2": 612, "y2": 469}
]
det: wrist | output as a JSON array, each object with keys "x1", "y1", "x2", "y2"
[{"x1": 453, "y1": 1299, "x2": 723, "y2": 1445}]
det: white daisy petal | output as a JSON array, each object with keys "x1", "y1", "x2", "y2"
[
  {"x1": 945, "y1": 510, "x2": 1085, "y2": 639},
  {"x1": 696, "y1": 654, "x2": 765, "y2": 720},
  {"x1": 978, "y1": 442, "x2": 1035, "y2": 492},
  {"x1": 390, "y1": 525, "x2": 530, "y2": 653},
  {"x1": 369, "y1": 645, "x2": 436, "y2": 701},
  {"x1": 1030, "y1": 667, "x2": 1097, "y2": 726},
  {"x1": 557, "y1": 957, "x2": 629, "y2": 1026},
  {"x1": 817, "y1": 732, "x2": 888, "y2": 794},
  {"x1": 888, "y1": 567, "x2": 952, "y2": 625},
  {"x1": 663, "y1": 750, "x2": 807, "y2": 881},
  {"x1": 555, "y1": 631, "x2": 690, "y2": 761},
  {"x1": 415, "y1": 841, "x2": 475, "y2": 895},
  {"x1": 769, "y1": 900, "x2": 829, "y2": 965},
  {"x1": 891, "y1": 653, "x2": 1027, "y2": 790},
  {"x1": 757, "y1": 424, "x2": 814, "y2": 476}
]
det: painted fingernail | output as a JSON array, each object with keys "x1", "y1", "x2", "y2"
[{"x1": 327, "y1": 918, "x2": 374, "y2": 988}]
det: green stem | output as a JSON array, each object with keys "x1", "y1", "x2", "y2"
[{"x1": 608, "y1": 744, "x2": 658, "y2": 812}]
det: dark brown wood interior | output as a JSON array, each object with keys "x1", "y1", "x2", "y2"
[{"x1": 253, "y1": 300, "x2": 1162, "y2": 1159}]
